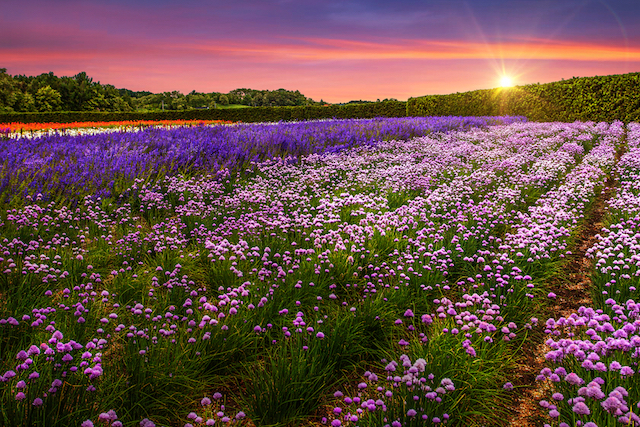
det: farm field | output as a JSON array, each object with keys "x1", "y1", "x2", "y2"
[
  {"x1": 0, "y1": 120, "x2": 235, "y2": 139},
  {"x1": 0, "y1": 117, "x2": 639, "y2": 427}
]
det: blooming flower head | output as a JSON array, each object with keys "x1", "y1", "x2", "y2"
[
  {"x1": 572, "y1": 401, "x2": 591, "y2": 415},
  {"x1": 621, "y1": 366, "x2": 634, "y2": 376},
  {"x1": 565, "y1": 372, "x2": 584, "y2": 385},
  {"x1": 601, "y1": 396, "x2": 623, "y2": 414}
]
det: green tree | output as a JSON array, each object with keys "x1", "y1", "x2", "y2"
[
  {"x1": 218, "y1": 94, "x2": 229, "y2": 106},
  {"x1": 186, "y1": 92, "x2": 210, "y2": 109},
  {"x1": 16, "y1": 92, "x2": 37, "y2": 112},
  {"x1": 35, "y1": 85, "x2": 62, "y2": 112},
  {"x1": 0, "y1": 68, "x2": 19, "y2": 112}
]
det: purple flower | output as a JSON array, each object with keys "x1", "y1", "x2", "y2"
[
  {"x1": 601, "y1": 396, "x2": 623, "y2": 413},
  {"x1": 572, "y1": 401, "x2": 591, "y2": 415},
  {"x1": 407, "y1": 409, "x2": 417, "y2": 417},
  {"x1": 32, "y1": 397, "x2": 43, "y2": 406},
  {"x1": 201, "y1": 397, "x2": 211, "y2": 406},
  {"x1": 621, "y1": 366, "x2": 634, "y2": 376},
  {"x1": 565, "y1": 372, "x2": 583, "y2": 385},
  {"x1": 503, "y1": 382, "x2": 513, "y2": 390}
]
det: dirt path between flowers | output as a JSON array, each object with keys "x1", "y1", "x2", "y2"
[{"x1": 506, "y1": 146, "x2": 624, "y2": 427}]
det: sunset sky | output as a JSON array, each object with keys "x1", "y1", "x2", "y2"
[{"x1": 2, "y1": 0, "x2": 640, "y2": 103}]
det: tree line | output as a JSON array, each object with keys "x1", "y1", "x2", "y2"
[{"x1": 0, "y1": 69, "x2": 326, "y2": 113}]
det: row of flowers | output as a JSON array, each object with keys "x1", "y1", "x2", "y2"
[
  {"x1": 537, "y1": 122, "x2": 640, "y2": 427},
  {"x1": 0, "y1": 119, "x2": 234, "y2": 136}
]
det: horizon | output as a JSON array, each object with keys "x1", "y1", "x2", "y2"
[{"x1": 3, "y1": 0, "x2": 640, "y2": 103}]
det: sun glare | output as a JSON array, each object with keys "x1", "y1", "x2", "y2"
[{"x1": 500, "y1": 76, "x2": 514, "y2": 87}]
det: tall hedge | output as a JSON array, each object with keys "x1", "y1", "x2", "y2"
[
  {"x1": 0, "y1": 101, "x2": 406, "y2": 124},
  {"x1": 407, "y1": 72, "x2": 640, "y2": 123}
]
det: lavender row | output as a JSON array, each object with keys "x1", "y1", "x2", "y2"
[{"x1": 0, "y1": 116, "x2": 525, "y2": 206}]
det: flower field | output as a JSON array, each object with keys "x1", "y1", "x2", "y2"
[
  {"x1": 0, "y1": 120, "x2": 235, "y2": 137},
  {"x1": 0, "y1": 117, "x2": 638, "y2": 427}
]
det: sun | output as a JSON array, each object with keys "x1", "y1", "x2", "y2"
[{"x1": 499, "y1": 76, "x2": 514, "y2": 87}]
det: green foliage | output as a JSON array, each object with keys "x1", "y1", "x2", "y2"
[
  {"x1": 0, "y1": 100, "x2": 407, "y2": 124},
  {"x1": 34, "y1": 86, "x2": 62, "y2": 112},
  {"x1": 407, "y1": 72, "x2": 640, "y2": 123}
]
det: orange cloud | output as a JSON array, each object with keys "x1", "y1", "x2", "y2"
[
  {"x1": 4, "y1": 33, "x2": 638, "y2": 66},
  {"x1": 174, "y1": 36, "x2": 640, "y2": 62}
]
